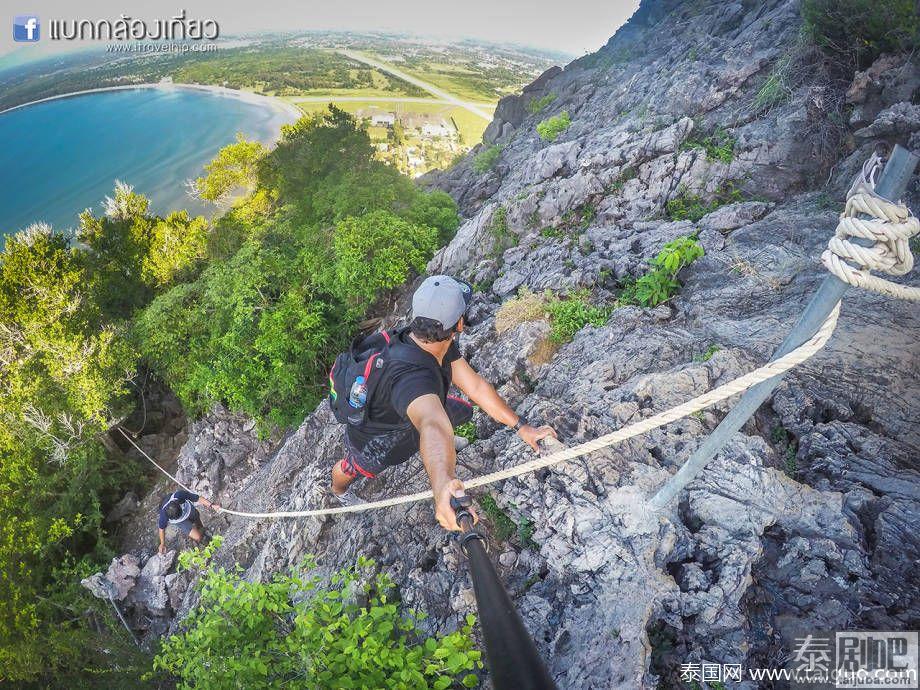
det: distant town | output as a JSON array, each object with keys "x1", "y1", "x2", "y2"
[{"x1": 1, "y1": 31, "x2": 565, "y2": 175}]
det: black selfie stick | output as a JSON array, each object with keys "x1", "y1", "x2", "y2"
[{"x1": 451, "y1": 494, "x2": 558, "y2": 690}]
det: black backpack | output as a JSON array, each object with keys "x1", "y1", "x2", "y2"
[{"x1": 327, "y1": 328, "x2": 442, "y2": 428}]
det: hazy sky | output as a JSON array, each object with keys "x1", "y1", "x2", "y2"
[{"x1": 1, "y1": 0, "x2": 640, "y2": 60}]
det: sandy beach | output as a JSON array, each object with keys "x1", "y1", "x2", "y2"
[{"x1": 0, "y1": 82, "x2": 303, "y2": 122}]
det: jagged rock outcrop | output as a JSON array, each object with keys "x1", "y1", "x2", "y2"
[{"x1": 98, "y1": 1, "x2": 919, "y2": 686}]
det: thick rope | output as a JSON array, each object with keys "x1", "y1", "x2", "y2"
[
  {"x1": 118, "y1": 302, "x2": 841, "y2": 519},
  {"x1": 821, "y1": 167, "x2": 920, "y2": 302}
]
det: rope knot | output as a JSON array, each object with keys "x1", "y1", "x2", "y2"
[{"x1": 821, "y1": 155, "x2": 920, "y2": 301}]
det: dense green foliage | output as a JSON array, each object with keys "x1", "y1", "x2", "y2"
[
  {"x1": 152, "y1": 544, "x2": 481, "y2": 689},
  {"x1": 136, "y1": 107, "x2": 457, "y2": 429},
  {"x1": 191, "y1": 135, "x2": 268, "y2": 203},
  {"x1": 802, "y1": 0, "x2": 919, "y2": 69},
  {"x1": 0, "y1": 190, "x2": 208, "y2": 683},
  {"x1": 472, "y1": 144, "x2": 502, "y2": 173},
  {"x1": 536, "y1": 111, "x2": 571, "y2": 142},
  {"x1": 546, "y1": 290, "x2": 610, "y2": 343},
  {"x1": 0, "y1": 106, "x2": 458, "y2": 683},
  {"x1": 619, "y1": 236, "x2": 704, "y2": 307},
  {"x1": 172, "y1": 47, "x2": 426, "y2": 96}
]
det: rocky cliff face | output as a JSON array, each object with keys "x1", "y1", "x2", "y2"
[{"x1": 92, "y1": 1, "x2": 919, "y2": 687}]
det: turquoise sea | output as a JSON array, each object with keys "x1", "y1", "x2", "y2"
[{"x1": 0, "y1": 87, "x2": 297, "y2": 241}]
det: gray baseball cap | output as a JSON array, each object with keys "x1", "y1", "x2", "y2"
[{"x1": 411, "y1": 275, "x2": 473, "y2": 329}]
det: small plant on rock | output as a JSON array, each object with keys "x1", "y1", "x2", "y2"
[
  {"x1": 771, "y1": 425, "x2": 799, "y2": 477},
  {"x1": 472, "y1": 144, "x2": 502, "y2": 173},
  {"x1": 495, "y1": 287, "x2": 549, "y2": 333},
  {"x1": 527, "y1": 93, "x2": 557, "y2": 114},
  {"x1": 618, "y1": 235, "x2": 704, "y2": 308},
  {"x1": 455, "y1": 420, "x2": 477, "y2": 444},
  {"x1": 536, "y1": 111, "x2": 572, "y2": 142},
  {"x1": 694, "y1": 344, "x2": 722, "y2": 362},
  {"x1": 488, "y1": 206, "x2": 516, "y2": 256},
  {"x1": 680, "y1": 127, "x2": 736, "y2": 163},
  {"x1": 666, "y1": 182, "x2": 744, "y2": 222},
  {"x1": 546, "y1": 290, "x2": 611, "y2": 343}
]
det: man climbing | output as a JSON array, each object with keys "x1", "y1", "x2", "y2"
[
  {"x1": 157, "y1": 489, "x2": 221, "y2": 554},
  {"x1": 330, "y1": 275, "x2": 557, "y2": 530}
]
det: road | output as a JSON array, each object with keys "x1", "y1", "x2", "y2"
[
  {"x1": 289, "y1": 95, "x2": 494, "y2": 110},
  {"x1": 337, "y1": 50, "x2": 495, "y2": 121}
]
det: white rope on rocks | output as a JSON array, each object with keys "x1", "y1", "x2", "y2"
[
  {"x1": 119, "y1": 304, "x2": 841, "y2": 519},
  {"x1": 120, "y1": 157, "x2": 920, "y2": 521}
]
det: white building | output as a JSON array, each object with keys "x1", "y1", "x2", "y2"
[
  {"x1": 371, "y1": 113, "x2": 396, "y2": 127},
  {"x1": 421, "y1": 120, "x2": 452, "y2": 138}
]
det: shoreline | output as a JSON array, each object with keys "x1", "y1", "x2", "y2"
[{"x1": 0, "y1": 82, "x2": 303, "y2": 121}]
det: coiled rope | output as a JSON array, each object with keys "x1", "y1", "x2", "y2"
[
  {"x1": 822, "y1": 155, "x2": 920, "y2": 301},
  {"x1": 120, "y1": 163, "x2": 919, "y2": 520}
]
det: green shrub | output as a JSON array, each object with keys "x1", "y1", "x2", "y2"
[
  {"x1": 408, "y1": 190, "x2": 461, "y2": 245},
  {"x1": 0, "y1": 223, "x2": 153, "y2": 685},
  {"x1": 618, "y1": 235, "x2": 704, "y2": 308},
  {"x1": 455, "y1": 420, "x2": 477, "y2": 443},
  {"x1": 802, "y1": 0, "x2": 919, "y2": 69},
  {"x1": 191, "y1": 134, "x2": 267, "y2": 203},
  {"x1": 472, "y1": 144, "x2": 502, "y2": 173},
  {"x1": 536, "y1": 111, "x2": 571, "y2": 142},
  {"x1": 489, "y1": 206, "x2": 516, "y2": 256},
  {"x1": 527, "y1": 93, "x2": 556, "y2": 114},
  {"x1": 680, "y1": 127, "x2": 735, "y2": 163},
  {"x1": 153, "y1": 546, "x2": 482, "y2": 689},
  {"x1": 333, "y1": 210, "x2": 438, "y2": 306},
  {"x1": 666, "y1": 182, "x2": 744, "y2": 222},
  {"x1": 136, "y1": 109, "x2": 451, "y2": 431},
  {"x1": 547, "y1": 290, "x2": 610, "y2": 343}
]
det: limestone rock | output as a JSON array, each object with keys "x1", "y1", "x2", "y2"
[
  {"x1": 121, "y1": 0, "x2": 920, "y2": 685},
  {"x1": 82, "y1": 554, "x2": 141, "y2": 602},
  {"x1": 105, "y1": 491, "x2": 140, "y2": 524}
]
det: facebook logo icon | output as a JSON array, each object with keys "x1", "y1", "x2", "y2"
[{"x1": 13, "y1": 15, "x2": 40, "y2": 42}]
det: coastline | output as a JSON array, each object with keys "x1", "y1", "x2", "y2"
[{"x1": 0, "y1": 82, "x2": 303, "y2": 122}]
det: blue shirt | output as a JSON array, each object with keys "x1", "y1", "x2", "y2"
[{"x1": 158, "y1": 490, "x2": 200, "y2": 529}]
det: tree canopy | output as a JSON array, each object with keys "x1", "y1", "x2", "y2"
[{"x1": 0, "y1": 106, "x2": 460, "y2": 684}]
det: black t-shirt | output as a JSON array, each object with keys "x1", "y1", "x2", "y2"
[{"x1": 346, "y1": 330, "x2": 461, "y2": 447}]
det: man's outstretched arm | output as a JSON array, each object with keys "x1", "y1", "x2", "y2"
[
  {"x1": 407, "y1": 393, "x2": 476, "y2": 531},
  {"x1": 451, "y1": 358, "x2": 557, "y2": 449}
]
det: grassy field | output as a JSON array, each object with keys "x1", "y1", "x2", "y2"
[{"x1": 364, "y1": 53, "x2": 531, "y2": 102}]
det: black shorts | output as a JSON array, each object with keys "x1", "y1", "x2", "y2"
[{"x1": 340, "y1": 395, "x2": 473, "y2": 478}]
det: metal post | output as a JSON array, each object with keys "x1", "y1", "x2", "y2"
[
  {"x1": 451, "y1": 496, "x2": 558, "y2": 690},
  {"x1": 649, "y1": 145, "x2": 919, "y2": 510}
]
